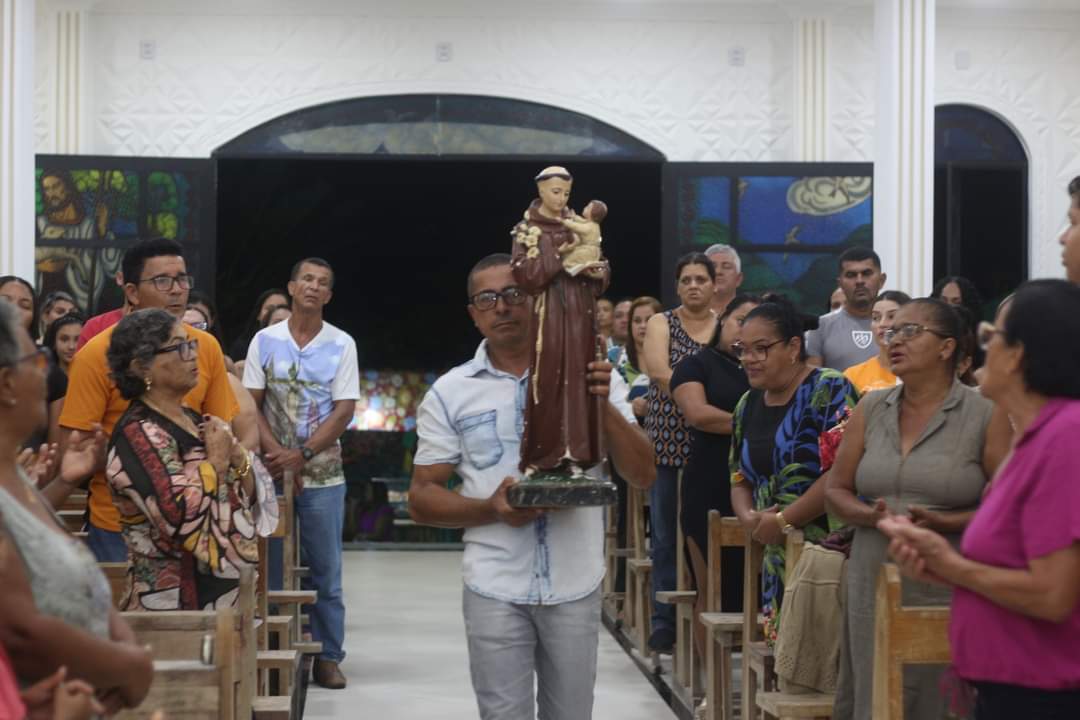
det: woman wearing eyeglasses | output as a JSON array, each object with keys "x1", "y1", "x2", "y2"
[
  {"x1": 825, "y1": 298, "x2": 1013, "y2": 720},
  {"x1": 1, "y1": 276, "x2": 67, "y2": 467},
  {"x1": 842, "y1": 290, "x2": 911, "y2": 393},
  {"x1": 729, "y1": 294, "x2": 859, "y2": 646},
  {"x1": 879, "y1": 280, "x2": 1080, "y2": 719},
  {"x1": 0, "y1": 300, "x2": 154, "y2": 715},
  {"x1": 104, "y1": 309, "x2": 274, "y2": 611}
]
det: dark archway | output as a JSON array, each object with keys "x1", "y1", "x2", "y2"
[
  {"x1": 934, "y1": 104, "x2": 1028, "y2": 316},
  {"x1": 214, "y1": 95, "x2": 665, "y2": 370}
]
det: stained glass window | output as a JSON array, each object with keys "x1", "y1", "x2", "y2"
[{"x1": 215, "y1": 95, "x2": 663, "y2": 159}]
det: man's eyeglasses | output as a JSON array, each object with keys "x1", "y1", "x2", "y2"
[
  {"x1": 731, "y1": 338, "x2": 785, "y2": 361},
  {"x1": 154, "y1": 338, "x2": 199, "y2": 361},
  {"x1": 883, "y1": 323, "x2": 953, "y2": 346},
  {"x1": 3, "y1": 347, "x2": 49, "y2": 372},
  {"x1": 977, "y1": 321, "x2": 1005, "y2": 352},
  {"x1": 140, "y1": 274, "x2": 195, "y2": 292},
  {"x1": 470, "y1": 287, "x2": 527, "y2": 311}
]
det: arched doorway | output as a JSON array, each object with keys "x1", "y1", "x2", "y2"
[
  {"x1": 933, "y1": 104, "x2": 1028, "y2": 316},
  {"x1": 213, "y1": 94, "x2": 665, "y2": 370}
]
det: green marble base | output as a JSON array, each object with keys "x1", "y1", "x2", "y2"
[{"x1": 508, "y1": 470, "x2": 617, "y2": 508}]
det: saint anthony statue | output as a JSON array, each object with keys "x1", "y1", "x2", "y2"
[{"x1": 510, "y1": 167, "x2": 610, "y2": 486}]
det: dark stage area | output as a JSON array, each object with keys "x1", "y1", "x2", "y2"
[{"x1": 216, "y1": 157, "x2": 662, "y2": 370}]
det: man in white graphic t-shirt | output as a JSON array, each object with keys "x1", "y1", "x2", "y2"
[{"x1": 243, "y1": 257, "x2": 359, "y2": 690}]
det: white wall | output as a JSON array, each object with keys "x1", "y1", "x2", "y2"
[
  {"x1": 31, "y1": 0, "x2": 1080, "y2": 283},
  {"x1": 36, "y1": 0, "x2": 798, "y2": 161}
]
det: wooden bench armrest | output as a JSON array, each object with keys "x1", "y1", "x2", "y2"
[
  {"x1": 268, "y1": 590, "x2": 317, "y2": 605},
  {"x1": 758, "y1": 691, "x2": 835, "y2": 716},
  {"x1": 655, "y1": 590, "x2": 697, "y2": 604},
  {"x1": 699, "y1": 612, "x2": 742, "y2": 631}
]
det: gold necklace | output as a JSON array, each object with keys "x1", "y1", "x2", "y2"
[{"x1": 142, "y1": 396, "x2": 199, "y2": 435}]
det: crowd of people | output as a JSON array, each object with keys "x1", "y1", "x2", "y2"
[
  {"x1": 588, "y1": 178, "x2": 1080, "y2": 719},
  {"x1": 0, "y1": 239, "x2": 358, "y2": 717},
  {"x1": 1, "y1": 173, "x2": 1079, "y2": 720}
]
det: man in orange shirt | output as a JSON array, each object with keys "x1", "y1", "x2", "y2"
[{"x1": 51, "y1": 238, "x2": 237, "y2": 562}]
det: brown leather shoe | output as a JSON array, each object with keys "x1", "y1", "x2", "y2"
[{"x1": 313, "y1": 660, "x2": 347, "y2": 689}]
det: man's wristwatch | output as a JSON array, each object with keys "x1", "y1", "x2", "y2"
[{"x1": 300, "y1": 446, "x2": 315, "y2": 462}]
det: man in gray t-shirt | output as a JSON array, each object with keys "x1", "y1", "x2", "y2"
[
  {"x1": 806, "y1": 307, "x2": 876, "y2": 371},
  {"x1": 806, "y1": 247, "x2": 886, "y2": 371}
]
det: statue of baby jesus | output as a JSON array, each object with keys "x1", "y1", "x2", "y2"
[{"x1": 557, "y1": 199, "x2": 608, "y2": 277}]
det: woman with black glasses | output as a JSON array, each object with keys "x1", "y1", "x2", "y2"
[
  {"x1": 729, "y1": 295, "x2": 859, "y2": 647},
  {"x1": 104, "y1": 309, "x2": 275, "y2": 611},
  {"x1": 825, "y1": 298, "x2": 1012, "y2": 719}
]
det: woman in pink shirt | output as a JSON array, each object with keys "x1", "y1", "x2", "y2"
[{"x1": 880, "y1": 279, "x2": 1080, "y2": 719}]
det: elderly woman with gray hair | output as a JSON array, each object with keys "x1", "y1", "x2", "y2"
[
  {"x1": 0, "y1": 300, "x2": 153, "y2": 716},
  {"x1": 105, "y1": 308, "x2": 276, "y2": 611}
]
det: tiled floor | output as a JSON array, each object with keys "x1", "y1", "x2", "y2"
[{"x1": 303, "y1": 550, "x2": 675, "y2": 719}]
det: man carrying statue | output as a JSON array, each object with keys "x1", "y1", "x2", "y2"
[{"x1": 408, "y1": 168, "x2": 655, "y2": 720}]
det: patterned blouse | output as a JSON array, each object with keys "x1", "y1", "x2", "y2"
[
  {"x1": 106, "y1": 400, "x2": 277, "y2": 611},
  {"x1": 0, "y1": 470, "x2": 112, "y2": 647},
  {"x1": 729, "y1": 368, "x2": 859, "y2": 642},
  {"x1": 644, "y1": 310, "x2": 707, "y2": 467}
]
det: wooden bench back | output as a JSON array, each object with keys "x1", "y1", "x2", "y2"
[
  {"x1": 628, "y1": 486, "x2": 648, "y2": 561},
  {"x1": 99, "y1": 561, "x2": 128, "y2": 608},
  {"x1": 741, "y1": 528, "x2": 806, "y2": 643},
  {"x1": 120, "y1": 566, "x2": 257, "y2": 720},
  {"x1": 705, "y1": 510, "x2": 745, "y2": 612},
  {"x1": 871, "y1": 563, "x2": 951, "y2": 720}
]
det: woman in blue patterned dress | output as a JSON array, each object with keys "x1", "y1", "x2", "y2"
[{"x1": 729, "y1": 295, "x2": 859, "y2": 642}]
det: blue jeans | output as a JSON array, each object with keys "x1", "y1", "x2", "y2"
[
  {"x1": 463, "y1": 586, "x2": 601, "y2": 720},
  {"x1": 268, "y1": 483, "x2": 347, "y2": 663},
  {"x1": 86, "y1": 523, "x2": 128, "y2": 562},
  {"x1": 649, "y1": 465, "x2": 679, "y2": 633}
]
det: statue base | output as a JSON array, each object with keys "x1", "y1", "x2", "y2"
[{"x1": 507, "y1": 470, "x2": 617, "y2": 508}]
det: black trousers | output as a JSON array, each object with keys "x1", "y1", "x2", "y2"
[{"x1": 973, "y1": 681, "x2": 1080, "y2": 720}]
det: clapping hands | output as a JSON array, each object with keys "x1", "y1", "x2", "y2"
[{"x1": 60, "y1": 425, "x2": 107, "y2": 486}]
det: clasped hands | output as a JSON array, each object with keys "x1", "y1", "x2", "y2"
[
  {"x1": 739, "y1": 506, "x2": 786, "y2": 546},
  {"x1": 201, "y1": 415, "x2": 247, "y2": 480}
]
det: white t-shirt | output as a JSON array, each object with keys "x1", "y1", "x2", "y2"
[{"x1": 243, "y1": 320, "x2": 360, "y2": 488}]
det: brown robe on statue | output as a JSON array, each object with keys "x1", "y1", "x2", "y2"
[{"x1": 511, "y1": 200, "x2": 609, "y2": 474}]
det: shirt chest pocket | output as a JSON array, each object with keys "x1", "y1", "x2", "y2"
[{"x1": 456, "y1": 409, "x2": 504, "y2": 470}]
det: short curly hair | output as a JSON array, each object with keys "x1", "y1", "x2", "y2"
[{"x1": 107, "y1": 309, "x2": 178, "y2": 400}]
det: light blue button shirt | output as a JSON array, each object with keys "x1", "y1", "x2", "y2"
[{"x1": 414, "y1": 341, "x2": 635, "y2": 605}]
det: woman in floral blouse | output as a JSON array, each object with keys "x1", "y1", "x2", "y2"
[
  {"x1": 729, "y1": 296, "x2": 858, "y2": 642},
  {"x1": 105, "y1": 309, "x2": 276, "y2": 611}
]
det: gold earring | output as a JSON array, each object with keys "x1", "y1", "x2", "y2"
[{"x1": 145, "y1": 376, "x2": 152, "y2": 392}]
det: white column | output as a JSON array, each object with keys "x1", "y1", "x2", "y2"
[
  {"x1": 0, "y1": 0, "x2": 35, "y2": 280},
  {"x1": 53, "y1": 5, "x2": 86, "y2": 153},
  {"x1": 793, "y1": 17, "x2": 828, "y2": 162},
  {"x1": 873, "y1": 0, "x2": 935, "y2": 297}
]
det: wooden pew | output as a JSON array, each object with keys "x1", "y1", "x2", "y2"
[
  {"x1": 741, "y1": 529, "x2": 806, "y2": 720},
  {"x1": 871, "y1": 563, "x2": 950, "y2": 720},
  {"x1": 699, "y1": 512, "x2": 746, "y2": 720},
  {"x1": 655, "y1": 473, "x2": 699, "y2": 697},
  {"x1": 99, "y1": 561, "x2": 129, "y2": 608},
  {"x1": 602, "y1": 499, "x2": 622, "y2": 616},
  {"x1": 623, "y1": 486, "x2": 653, "y2": 657},
  {"x1": 115, "y1": 567, "x2": 257, "y2": 720},
  {"x1": 257, "y1": 471, "x2": 316, "y2": 717},
  {"x1": 757, "y1": 533, "x2": 838, "y2": 720},
  {"x1": 266, "y1": 472, "x2": 317, "y2": 648}
]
